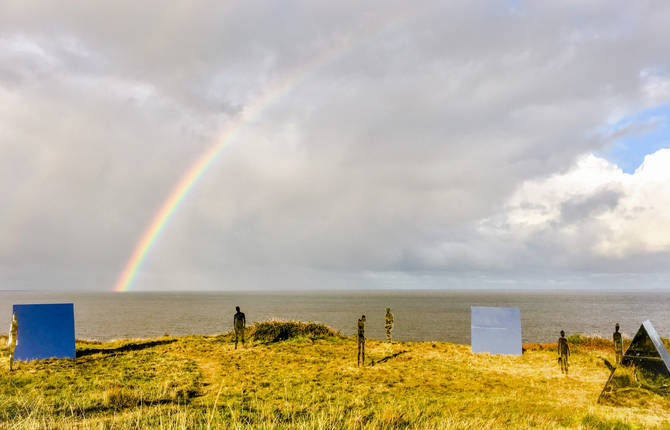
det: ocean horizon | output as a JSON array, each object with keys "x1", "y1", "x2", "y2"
[{"x1": 2, "y1": 290, "x2": 668, "y2": 345}]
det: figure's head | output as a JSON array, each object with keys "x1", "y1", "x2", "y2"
[
  {"x1": 12, "y1": 312, "x2": 17, "y2": 321},
  {"x1": 560, "y1": 330, "x2": 565, "y2": 337},
  {"x1": 386, "y1": 308, "x2": 390, "y2": 312},
  {"x1": 361, "y1": 315, "x2": 366, "y2": 321},
  {"x1": 615, "y1": 323, "x2": 620, "y2": 331},
  {"x1": 235, "y1": 306, "x2": 240, "y2": 312}
]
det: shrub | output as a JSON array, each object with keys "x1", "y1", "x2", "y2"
[{"x1": 249, "y1": 320, "x2": 341, "y2": 342}]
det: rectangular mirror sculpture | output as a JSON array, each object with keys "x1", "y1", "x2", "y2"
[
  {"x1": 12, "y1": 303, "x2": 76, "y2": 361},
  {"x1": 471, "y1": 306, "x2": 522, "y2": 355}
]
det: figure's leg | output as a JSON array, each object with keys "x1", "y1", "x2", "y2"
[
  {"x1": 357, "y1": 340, "x2": 361, "y2": 366},
  {"x1": 234, "y1": 330, "x2": 238, "y2": 350},
  {"x1": 241, "y1": 328, "x2": 245, "y2": 347},
  {"x1": 362, "y1": 340, "x2": 365, "y2": 366},
  {"x1": 9, "y1": 348, "x2": 13, "y2": 372}
]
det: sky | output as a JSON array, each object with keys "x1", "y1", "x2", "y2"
[{"x1": 1, "y1": 1, "x2": 670, "y2": 291}]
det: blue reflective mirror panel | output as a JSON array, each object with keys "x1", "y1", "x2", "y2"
[
  {"x1": 641, "y1": 320, "x2": 670, "y2": 372},
  {"x1": 12, "y1": 303, "x2": 75, "y2": 361},
  {"x1": 471, "y1": 306, "x2": 522, "y2": 355}
]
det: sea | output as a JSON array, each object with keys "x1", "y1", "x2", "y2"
[{"x1": 1, "y1": 290, "x2": 668, "y2": 344}]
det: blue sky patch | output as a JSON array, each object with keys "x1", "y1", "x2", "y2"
[{"x1": 598, "y1": 104, "x2": 670, "y2": 174}]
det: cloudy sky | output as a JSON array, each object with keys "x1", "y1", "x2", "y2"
[{"x1": 1, "y1": 1, "x2": 670, "y2": 291}]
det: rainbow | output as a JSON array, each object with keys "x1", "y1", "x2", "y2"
[
  {"x1": 113, "y1": 41, "x2": 353, "y2": 292},
  {"x1": 113, "y1": 10, "x2": 413, "y2": 292}
]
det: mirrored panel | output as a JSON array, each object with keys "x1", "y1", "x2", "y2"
[
  {"x1": 12, "y1": 303, "x2": 76, "y2": 361},
  {"x1": 471, "y1": 306, "x2": 522, "y2": 355}
]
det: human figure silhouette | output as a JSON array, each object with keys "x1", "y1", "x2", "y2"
[
  {"x1": 558, "y1": 330, "x2": 570, "y2": 375},
  {"x1": 8, "y1": 312, "x2": 17, "y2": 371},
  {"x1": 613, "y1": 323, "x2": 623, "y2": 365},
  {"x1": 233, "y1": 306, "x2": 246, "y2": 350},
  {"x1": 357, "y1": 315, "x2": 366, "y2": 366},
  {"x1": 384, "y1": 308, "x2": 394, "y2": 343}
]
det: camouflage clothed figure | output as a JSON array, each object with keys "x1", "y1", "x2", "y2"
[
  {"x1": 233, "y1": 306, "x2": 246, "y2": 350},
  {"x1": 613, "y1": 323, "x2": 623, "y2": 365},
  {"x1": 558, "y1": 330, "x2": 570, "y2": 375},
  {"x1": 357, "y1": 315, "x2": 366, "y2": 366},
  {"x1": 384, "y1": 308, "x2": 394, "y2": 343},
  {"x1": 8, "y1": 312, "x2": 18, "y2": 372}
]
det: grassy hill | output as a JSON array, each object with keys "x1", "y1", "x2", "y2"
[{"x1": 1, "y1": 321, "x2": 669, "y2": 429}]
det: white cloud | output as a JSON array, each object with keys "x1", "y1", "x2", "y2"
[{"x1": 484, "y1": 150, "x2": 670, "y2": 262}]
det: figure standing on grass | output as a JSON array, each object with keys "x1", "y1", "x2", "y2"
[
  {"x1": 233, "y1": 306, "x2": 246, "y2": 350},
  {"x1": 613, "y1": 323, "x2": 623, "y2": 365},
  {"x1": 8, "y1": 312, "x2": 18, "y2": 372},
  {"x1": 357, "y1": 315, "x2": 366, "y2": 366},
  {"x1": 384, "y1": 308, "x2": 394, "y2": 343},
  {"x1": 558, "y1": 330, "x2": 570, "y2": 375}
]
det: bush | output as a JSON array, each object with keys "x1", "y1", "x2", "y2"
[
  {"x1": 250, "y1": 320, "x2": 341, "y2": 342},
  {"x1": 566, "y1": 334, "x2": 627, "y2": 351}
]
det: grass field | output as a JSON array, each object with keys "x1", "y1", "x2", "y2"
[{"x1": 1, "y1": 321, "x2": 669, "y2": 429}]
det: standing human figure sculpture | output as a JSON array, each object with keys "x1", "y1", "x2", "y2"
[
  {"x1": 613, "y1": 323, "x2": 623, "y2": 365},
  {"x1": 233, "y1": 306, "x2": 246, "y2": 350},
  {"x1": 384, "y1": 308, "x2": 394, "y2": 343},
  {"x1": 558, "y1": 330, "x2": 570, "y2": 375},
  {"x1": 8, "y1": 312, "x2": 18, "y2": 372},
  {"x1": 357, "y1": 315, "x2": 366, "y2": 366}
]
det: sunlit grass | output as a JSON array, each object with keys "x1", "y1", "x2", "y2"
[{"x1": 1, "y1": 324, "x2": 668, "y2": 429}]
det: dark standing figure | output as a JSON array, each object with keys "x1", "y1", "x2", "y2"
[
  {"x1": 384, "y1": 308, "x2": 394, "y2": 343},
  {"x1": 558, "y1": 330, "x2": 570, "y2": 375},
  {"x1": 357, "y1": 315, "x2": 366, "y2": 366},
  {"x1": 233, "y1": 306, "x2": 246, "y2": 350},
  {"x1": 613, "y1": 323, "x2": 623, "y2": 365}
]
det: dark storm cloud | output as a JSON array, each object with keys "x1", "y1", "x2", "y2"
[{"x1": 1, "y1": 1, "x2": 670, "y2": 290}]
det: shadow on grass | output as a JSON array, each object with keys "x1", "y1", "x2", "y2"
[
  {"x1": 371, "y1": 350, "x2": 408, "y2": 366},
  {"x1": 76, "y1": 339, "x2": 176, "y2": 358}
]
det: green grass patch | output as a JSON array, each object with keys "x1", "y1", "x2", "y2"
[{"x1": 0, "y1": 346, "x2": 199, "y2": 422}]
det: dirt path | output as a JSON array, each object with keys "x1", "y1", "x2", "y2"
[
  {"x1": 194, "y1": 355, "x2": 224, "y2": 401},
  {"x1": 164, "y1": 339, "x2": 230, "y2": 404}
]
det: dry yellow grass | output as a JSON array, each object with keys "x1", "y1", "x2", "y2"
[{"x1": 0, "y1": 326, "x2": 668, "y2": 429}]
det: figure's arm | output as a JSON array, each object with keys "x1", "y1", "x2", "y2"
[{"x1": 243, "y1": 314, "x2": 246, "y2": 326}]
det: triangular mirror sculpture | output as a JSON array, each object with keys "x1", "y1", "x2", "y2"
[
  {"x1": 598, "y1": 320, "x2": 670, "y2": 404},
  {"x1": 621, "y1": 320, "x2": 670, "y2": 377}
]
